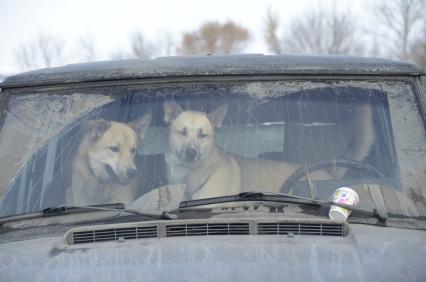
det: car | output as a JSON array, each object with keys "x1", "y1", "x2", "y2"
[{"x1": 0, "y1": 54, "x2": 425, "y2": 281}]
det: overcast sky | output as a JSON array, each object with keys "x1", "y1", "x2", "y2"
[{"x1": 0, "y1": 0, "x2": 370, "y2": 74}]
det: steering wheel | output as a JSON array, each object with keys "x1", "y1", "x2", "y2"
[{"x1": 280, "y1": 158, "x2": 385, "y2": 194}]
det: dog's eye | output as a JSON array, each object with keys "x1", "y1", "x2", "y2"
[
  {"x1": 178, "y1": 129, "x2": 187, "y2": 136},
  {"x1": 130, "y1": 148, "x2": 137, "y2": 154},
  {"x1": 110, "y1": 146, "x2": 120, "y2": 153},
  {"x1": 198, "y1": 132, "x2": 208, "y2": 138}
]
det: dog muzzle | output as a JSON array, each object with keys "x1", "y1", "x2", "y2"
[
  {"x1": 184, "y1": 148, "x2": 199, "y2": 162},
  {"x1": 104, "y1": 164, "x2": 134, "y2": 185}
]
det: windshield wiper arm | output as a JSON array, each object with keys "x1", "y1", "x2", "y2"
[
  {"x1": 42, "y1": 203, "x2": 127, "y2": 215},
  {"x1": 42, "y1": 203, "x2": 176, "y2": 220},
  {"x1": 0, "y1": 203, "x2": 175, "y2": 225},
  {"x1": 179, "y1": 191, "x2": 388, "y2": 223}
]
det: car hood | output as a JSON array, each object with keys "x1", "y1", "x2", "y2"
[{"x1": 0, "y1": 223, "x2": 425, "y2": 282}]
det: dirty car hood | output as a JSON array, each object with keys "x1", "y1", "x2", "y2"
[{"x1": 1, "y1": 224, "x2": 425, "y2": 282}]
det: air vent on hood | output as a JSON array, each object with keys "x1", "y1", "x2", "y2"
[
  {"x1": 257, "y1": 223, "x2": 344, "y2": 236},
  {"x1": 72, "y1": 226, "x2": 158, "y2": 244},
  {"x1": 166, "y1": 223, "x2": 250, "y2": 237},
  {"x1": 67, "y1": 220, "x2": 346, "y2": 245}
]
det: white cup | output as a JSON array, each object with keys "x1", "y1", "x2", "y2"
[{"x1": 329, "y1": 187, "x2": 359, "y2": 221}]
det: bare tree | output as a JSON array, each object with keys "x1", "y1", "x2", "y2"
[
  {"x1": 220, "y1": 21, "x2": 250, "y2": 53},
  {"x1": 131, "y1": 31, "x2": 176, "y2": 59},
  {"x1": 109, "y1": 31, "x2": 175, "y2": 61},
  {"x1": 15, "y1": 34, "x2": 64, "y2": 71},
  {"x1": 110, "y1": 50, "x2": 133, "y2": 60},
  {"x1": 130, "y1": 32, "x2": 154, "y2": 59},
  {"x1": 177, "y1": 21, "x2": 250, "y2": 55},
  {"x1": 158, "y1": 31, "x2": 175, "y2": 56},
  {"x1": 179, "y1": 33, "x2": 201, "y2": 55},
  {"x1": 409, "y1": 18, "x2": 426, "y2": 67},
  {"x1": 410, "y1": 41, "x2": 426, "y2": 67},
  {"x1": 282, "y1": 6, "x2": 362, "y2": 55},
  {"x1": 198, "y1": 22, "x2": 221, "y2": 53},
  {"x1": 375, "y1": 0, "x2": 425, "y2": 60},
  {"x1": 78, "y1": 35, "x2": 97, "y2": 62},
  {"x1": 264, "y1": 7, "x2": 282, "y2": 54}
]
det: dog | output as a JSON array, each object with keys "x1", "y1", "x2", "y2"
[
  {"x1": 130, "y1": 101, "x2": 241, "y2": 211},
  {"x1": 163, "y1": 101, "x2": 241, "y2": 200},
  {"x1": 66, "y1": 112, "x2": 151, "y2": 206}
]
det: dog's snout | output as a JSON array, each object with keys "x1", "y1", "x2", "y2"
[
  {"x1": 185, "y1": 148, "x2": 198, "y2": 161},
  {"x1": 127, "y1": 168, "x2": 137, "y2": 179}
]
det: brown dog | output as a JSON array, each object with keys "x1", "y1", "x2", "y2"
[
  {"x1": 163, "y1": 101, "x2": 241, "y2": 199},
  {"x1": 66, "y1": 113, "x2": 151, "y2": 206},
  {"x1": 130, "y1": 102, "x2": 241, "y2": 211}
]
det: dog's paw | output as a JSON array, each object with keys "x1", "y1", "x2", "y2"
[{"x1": 130, "y1": 184, "x2": 185, "y2": 212}]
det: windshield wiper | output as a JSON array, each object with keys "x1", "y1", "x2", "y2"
[
  {"x1": 179, "y1": 192, "x2": 389, "y2": 224},
  {"x1": 0, "y1": 203, "x2": 175, "y2": 225},
  {"x1": 42, "y1": 203, "x2": 176, "y2": 219}
]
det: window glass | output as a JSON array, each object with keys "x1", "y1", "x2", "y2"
[{"x1": 0, "y1": 80, "x2": 424, "y2": 217}]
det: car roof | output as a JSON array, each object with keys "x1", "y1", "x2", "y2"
[{"x1": 1, "y1": 54, "x2": 425, "y2": 88}]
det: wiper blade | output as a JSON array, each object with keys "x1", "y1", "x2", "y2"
[
  {"x1": 179, "y1": 191, "x2": 388, "y2": 223},
  {"x1": 180, "y1": 192, "x2": 325, "y2": 208},
  {"x1": 0, "y1": 203, "x2": 175, "y2": 225}
]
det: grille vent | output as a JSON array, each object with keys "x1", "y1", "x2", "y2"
[
  {"x1": 72, "y1": 226, "x2": 158, "y2": 244},
  {"x1": 257, "y1": 223, "x2": 344, "y2": 236},
  {"x1": 68, "y1": 221, "x2": 346, "y2": 245},
  {"x1": 166, "y1": 223, "x2": 250, "y2": 237}
]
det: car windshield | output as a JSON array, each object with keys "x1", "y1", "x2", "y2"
[{"x1": 0, "y1": 79, "x2": 425, "y2": 218}]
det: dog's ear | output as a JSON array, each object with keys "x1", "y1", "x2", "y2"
[
  {"x1": 85, "y1": 119, "x2": 111, "y2": 141},
  {"x1": 208, "y1": 104, "x2": 228, "y2": 128},
  {"x1": 163, "y1": 101, "x2": 183, "y2": 124},
  {"x1": 128, "y1": 112, "x2": 152, "y2": 140}
]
